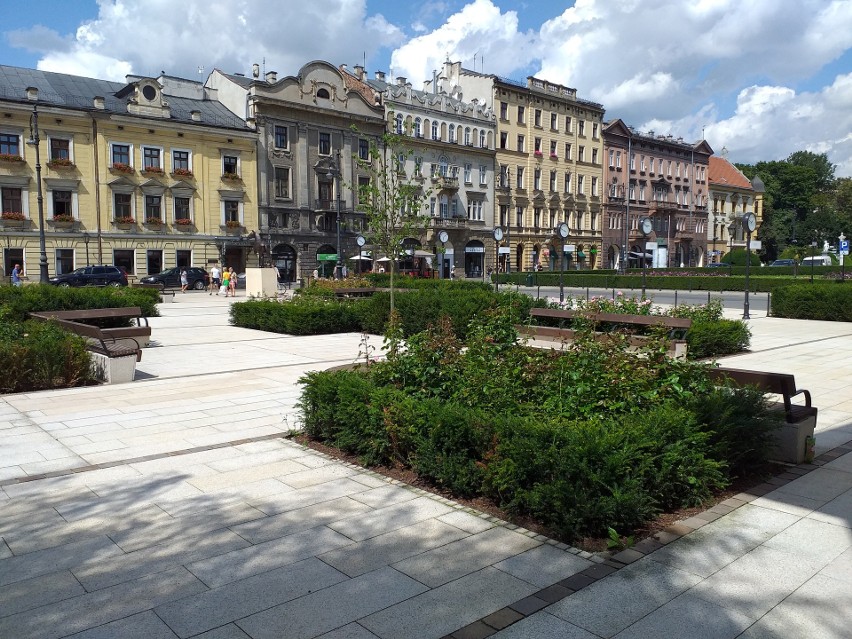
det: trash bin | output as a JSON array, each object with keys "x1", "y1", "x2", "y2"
[{"x1": 526, "y1": 274, "x2": 533, "y2": 286}]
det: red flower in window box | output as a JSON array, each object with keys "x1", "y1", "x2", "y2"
[
  {"x1": 145, "y1": 217, "x2": 163, "y2": 225},
  {"x1": 549, "y1": 153, "x2": 558, "y2": 159},
  {"x1": 52, "y1": 214, "x2": 75, "y2": 223},
  {"x1": 533, "y1": 150, "x2": 543, "y2": 157},
  {"x1": 1, "y1": 211, "x2": 26, "y2": 221},
  {"x1": 0, "y1": 153, "x2": 23, "y2": 163},
  {"x1": 225, "y1": 220, "x2": 242, "y2": 229},
  {"x1": 174, "y1": 217, "x2": 193, "y2": 226},
  {"x1": 111, "y1": 163, "x2": 134, "y2": 173},
  {"x1": 113, "y1": 216, "x2": 135, "y2": 224},
  {"x1": 172, "y1": 168, "x2": 194, "y2": 177},
  {"x1": 142, "y1": 166, "x2": 164, "y2": 175},
  {"x1": 47, "y1": 158, "x2": 75, "y2": 168},
  {"x1": 222, "y1": 172, "x2": 242, "y2": 181}
]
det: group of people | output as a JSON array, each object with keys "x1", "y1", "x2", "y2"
[{"x1": 208, "y1": 265, "x2": 237, "y2": 297}]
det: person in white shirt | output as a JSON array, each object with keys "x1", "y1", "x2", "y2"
[{"x1": 209, "y1": 265, "x2": 221, "y2": 295}]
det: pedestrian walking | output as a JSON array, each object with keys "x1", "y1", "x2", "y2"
[
  {"x1": 228, "y1": 267, "x2": 237, "y2": 297},
  {"x1": 11, "y1": 263, "x2": 22, "y2": 287},
  {"x1": 180, "y1": 268, "x2": 189, "y2": 293},
  {"x1": 209, "y1": 264, "x2": 221, "y2": 295}
]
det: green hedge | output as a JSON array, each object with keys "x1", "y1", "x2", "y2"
[
  {"x1": 230, "y1": 298, "x2": 362, "y2": 335},
  {"x1": 497, "y1": 271, "x2": 802, "y2": 292},
  {"x1": 771, "y1": 282, "x2": 852, "y2": 321},
  {"x1": 0, "y1": 284, "x2": 160, "y2": 323},
  {"x1": 687, "y1": 320, "x2": 752, "y2": 359}
]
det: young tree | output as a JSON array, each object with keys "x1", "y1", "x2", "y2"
[{"x1": 352, "y1": 129, "x2": 432, "y2": 313}]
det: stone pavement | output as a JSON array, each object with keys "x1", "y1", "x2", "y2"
[{"x1": 1, "y1": 292, "x2": 851, "y2": 638}]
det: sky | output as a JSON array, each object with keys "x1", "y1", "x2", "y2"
[{"x1": 3, "y1": 0, "x2": 852, "y2": 176}]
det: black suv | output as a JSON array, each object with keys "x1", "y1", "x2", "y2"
[
  {"x1": 140, "y1": 267, "x2": 209, "y2": 290},
  {"x1": 49, "y1": 265, "x2": 128, "y2": 287}
]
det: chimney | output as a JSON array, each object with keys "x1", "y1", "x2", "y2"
[
  {"x1": 25, "y1": 86, "x2": 38, "y2": 101},
  {"x1": 252, "y1": 63, "x2": 260, "y2": 78},
  {"x1": 265, "y1": 70, "x2": 277, "y2": 83},
  {"x1": 375, "y1": 70, "x2": 386, "y2": 82},
  {"x1": 354, "y1": 65, "x2": 365, "y2": 80},
  {"x1": 190, "y1": 110, "x2": 202, "y2": 122},
  {"x1": 396, "y1": 76, "x2": 407, "y2": 86},
  {"x1": 93, "y1": 96, "x2": 105, "y2": 110}
]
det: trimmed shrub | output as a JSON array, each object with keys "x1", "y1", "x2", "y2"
[
  {"x1": 0, "y1": 284, "x2": 159, "y2": 323},
  {"x1": 230, "y1": 298, "x2": 362, "y2": 335},
  {"x1": 687, "y1": 320, "x2": 752, "y2": 359},
  {"x1": 771, "y1": 283, "x2": 852, "y2": 321}
]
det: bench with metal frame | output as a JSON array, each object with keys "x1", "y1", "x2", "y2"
[{"x1": 29, "y1": 307, "x2": 151, "y2": 347}]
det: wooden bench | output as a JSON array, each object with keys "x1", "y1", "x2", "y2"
[
  {"x1": 30, "y1": 315, "x2": 142, "y2": 384},
  {"x1": 30, "y1": 307, "x2": 151, "y2": 347},
  {"x1": 708, "y1": 367, "x2": 817, "y2": 464},
  {"x1": 520, "y1": 308, "x2": 692, "y2": 359},
  {"x1": 135, "y1": 281, "x2": 176, "y2": 301}
]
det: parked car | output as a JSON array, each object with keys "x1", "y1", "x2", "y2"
[
  {"x1": 800, "y1": 255, "x2": 833, "y2": 267},
  {"x1": 770, "y1": 259, "x2": 797, "y2": 267},
  {"x1": 706, "y1": 262, "x2": 731, "y2": 268},
  {"x1": 49, "y1": 265, "x2": 127, "y2": 287},
  {"x1": 140, "y1": 267, "x2": 209, "y2": 290}
]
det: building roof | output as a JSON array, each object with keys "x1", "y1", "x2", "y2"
[
  {"x1": 0, "y1": 64, "x2": 249, "y2": 130},
  {"x1": 339, "y1": 67, "x2": 378, "y2": 107},
  {"x1": 709, "y1": 156, "x2": 753, "y2": 190}
]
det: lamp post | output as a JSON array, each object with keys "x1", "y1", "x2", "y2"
[
  {"x1": 492, "y1": 228, "x2": 502, "y2": 292},
  {"x1": 334, "y1": 151, "x2": 343, "y2": 279},
  {"x1": 556, "y1": 222, "x2": 569, "y2": 303},
  {"x1": 639, "y1": 217, "x2": 652, "y2": 299},
  {"x1": 810, "y1": 237, "x2": 817, "y2": 284},
  {"x1": 356, "y1": 234, "x2": 365, "y2": 275},
  {"x1": 27, "y1": 104, "x2": 49, "y2": 282},
  {"x1": 83, "y1": 232, "x2": 91, "y2": 266},
  {"x1": 743, "y1": 212, "x2": 756, "y2": 319},
  {"x1": 438, "y1": 230, "x2": 449, "y2": 280}
]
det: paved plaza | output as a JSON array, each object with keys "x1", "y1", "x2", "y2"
[{"x1": 1, "y1": 292, "x2": 851, "y2": 638}]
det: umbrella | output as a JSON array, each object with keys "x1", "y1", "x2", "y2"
[
  {"x1": 349, "y1": 254, "x2": 372, "y2": 261},
  {"x1": 376, "y1": 257, "x2": 393, "y2": 262},
  {"x1": 412, "y1": 249, "x2": 436, "y2": 257}
]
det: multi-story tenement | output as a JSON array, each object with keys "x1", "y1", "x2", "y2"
[
  {"x1": 602, "y1": 119, "x2": 713, "y2": 269},
  {"x1": 207, "y1": 61, "x2": 386, "y2": 281},
  {"x1": 0, "y1": 65, "x2": 257, "y2": 281},
  {"x1": 707, "y1": 153, "x2": 764, "y2": 262},
  {"x1": 360, "y1": 68, "x2": 496, "y2": 278},
  {"x1": 438, "y1": 61, "x2": 605, "y2": 272}
]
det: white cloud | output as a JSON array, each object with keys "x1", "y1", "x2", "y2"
[{"x1": 32, "y1": 0, "x2": 404, "y2": 81}]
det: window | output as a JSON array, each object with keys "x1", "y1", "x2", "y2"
[
  {"x1": 414, "y1": 118, "x2": 422, "y2": 137},
  {"x1": 113, "y1": 249, "x2": 135, "y2": 274},
  {"x1": 0, "y1": 133, "x2": 20, "y2": 157},
  {"x1": 534, "y1": 207, "x2": 541, "y2": 228},
  {"x1": 53, "y1": 191, "x2": 72, "y2": 217},
  {"x1": 432, "y1": 121, "x2": 439, "y2": 140},
  {"x1": 464, "y1": 163, "x2": 472, "y2": 184},
  {"x1": 1, "y1": 187, "x2": 23, "y2": 215},
  {"x1": 499, "y1": 165, "x2": 509, "y2": 188},
  {"x1": 564, "y1": 172, "x2": 571, "y2": 194},
  {"x1": 172, "y1": 150, "x2": 190, "y2": 173},
  {"x1": 174, "y1": 196, "x2": 191, "y2": 221},
  {"x1": 429, "y1": 197, "x2": 436, "y2": 217},
  {"x1": 577, "y1": 174, "x2": 585, "y2": 195},
  {"x1": 608, "y1": 149, "x2": 615, "y2": 167},
  {"x1": 534, "y1": 109, "x2": 542, "y2": 127},
  {"x1": 449, "y1": 124, "x2": 456, "y2": 143},
  {"x1": 111, "y1": 143, "x2": 131, "y2": 167},
  {"x1": 223, "y1": 155, "x2": 238, "y2": 176},
  {"x1": 630, "y1": 153, "x2": 636, "y2": 171},
  {"x1": 274, "y1": 125, "x2": 288, "y2": 149},
  {"x1": 318, "y1": 132, "x2": 331, "y2": 155},
  {"x1": 534, "y1": 168, "x2": 541, "y2": 190},
  {"x1": 223, "y1": 200, "x2": 240, "y2": 224},
  {"x1": 591, "y1": 211, "x2": 597, "y2": 231},
  {"x1": 565, "y1": 116, "x2": 572, "y2": 133},
  {"x1": 464, "y1": 127, "x2": 471, "y2": 145},
  {"x1": 500, "y1": 102, "x2": 508, "y2": 120},
  {"x1": 356, "y1": 139, "x2": 369, "y2": 161},
  {"x1": 550, "y1": 170, "x2": 557, "y2": 192},
  {"x1": 50, "y1": 138, "x2": 70, "y2": 161},
  {"x1": 516, "y1": 166, "x2": 524, "y2": 189},
  {"x1": 592, "y1": 148, "x2": 598, "y2": 164},
  {"x1": 648, "y1": 157, "x2": 654, "y2": 174},
  {"x1": 113, "y1": 192, "x2": 132, "y2": 218},
  {"x1": 467, "y1": 199, "x2": 483, "y2": 221},
  {"x1": 274, "y1": 167, "x2": 290, "y2": 199},
  {"x1": 142, "y1": 146, "x2": 161, "y2": 170},
  {"x1": 578, "y1": 146, "x2": 585, "y2": 162},
  {"x1": 550, "y1": 140, "x2": 557, "y2": 157},
  {"x1": 357, "y1": 176, "x2": 371, "y2": 204},
  {"x1": 640, "y1": 155, "x2": 646, "y2": 172},
  {"x1": 499, "y1": 204, "x2": 508, "y2": 227},
  {"x1": 55, "y1": 248, "x2": 74, "y2": 274},
  {"x1": 639, "y1": 185, "x2": 645, "y2": 201},
  {"x1": 516, "y1": 205, "x2": 524, "y2": 227},
  {"x1": 592, "y1": 123, "x2": 598, "y2": 138},
  {"x1": 517, "y1": 105, "x2": 525, "y2": 124},
  {"x1": 452, "y1": 198, "x2": 458, "y2": 217},
  {"x1": 576, "y1": 210, "x2": 584, "y2": 231},
  {"x1": 479, "y1": 129, "x2": 486, "y2": 147},
  {"x1": 440, "y1": 196, "x2": 448, "y2": 218},
  {"x1": 549, "y1": 209, "x2": 557, "y2": 228},
  {"x1": 517, "y1": 134, "x2": 524, "y2": 152},
  {"x1": 676, "y1": 162, "x2": 681, "y2": 178},
  {"x1": 578, "y1": 120, "x2": 585, "y2": 136},
  {"x1": 616, "y1": 151, "x2": 622, "y2": 168},
  {"x1": 565, "y1": 143, "x2": 571, "y2": 160},
  {"x1": 500, "y1": 132, "x2": 508, "y2": 149},
  {"x1": 414, "y1": 157, "x2": 423, "y2": 176},
  {"x1": 591, "y1": 177, "x2": 598, "y2": 196},
  {"x1": 667, "y1": 160, "x2": 672, "y2": 176},
  {"x1": 145, "y1": 195, "x2": 162, "y2": 221},
  {"x1": 550, "y1": 113, "x2": 558, "y2": 130},
  {"x1": 534, "y1": 137, "x2": 542, "y2": 153},
  {"x1": 317, "y1": 88, "x2": 330, "y2": 99},
  {"x1": 479, "y1": 164, "x2": 487, "y2": 186}
]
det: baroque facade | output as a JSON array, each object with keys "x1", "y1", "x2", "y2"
[
  {"x1": 0, "y1": 65, "x2": 257, "y2": 281},
  {"x1": 207, "y1": 61, "x2": 386, "y2": 281},
  {"x1": 602, "y1": 119, "x2": 713, "y2": 269},
  {"x1": 439, "y1": 61, "x2": 605, "y2": 272},
  {"x1": 707, "y1": 154, "x2": 764, "y2": 261}
]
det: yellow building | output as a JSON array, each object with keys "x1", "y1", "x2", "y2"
[{"x1": 0, "y1": 65, "x2": 257, "y2": 282}]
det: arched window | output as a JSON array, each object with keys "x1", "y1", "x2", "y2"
[
  {"x1": 316, "y1": 88, "x2": 330, "y2": 99},
  {"x1": 448, "y1": 124, "x2": 455, "y2": 143},
  {"x1": 413, "y1": 117, "x2": 421, "y2": 137},
  {"x1": 395, "y1": 113, "x2": 403, "y2": 134},
  {"x1": 479, "y1": 129, "x2": 486, "y2": 148},
  {"x1": 464, "y1": 127, "x2": 471, "y2": 146},
  {"x1": 432, "y1": 121, "x2": 439, "y2": 140}
]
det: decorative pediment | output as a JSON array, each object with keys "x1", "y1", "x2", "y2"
[
  {"x1": 44, "y1": 177, "x2": 80, "y2": 190},
  {"x1": 107, "y1": 176, "x2": 136, "y2": 193},
  {"x1": 140, "y1": 179, "x2": 166, "y2": 196},
  {"x1": 218, "y1": 188, "x2": 244, "y2": 201},
  {"x1": 170, "y1": 180, "x2": 196, "y2": 198}
]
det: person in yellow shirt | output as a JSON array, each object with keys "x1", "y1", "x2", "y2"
[{"x1": 221, "y1": 267, "x2": 230, "y2": 295}]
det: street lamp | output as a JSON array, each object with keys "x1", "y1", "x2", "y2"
[
  {"x1": 492, "y1": 227, "x2": 503, "y2": 292},
  {"x1": 639, "y1": 217, "x2": 652, "y2": 299},
  {"x1": 556, "y1": 222, "x2": 569, "y2": 303},
  {"x1": 743, "y1": 212, "x2": 756, "y2": 319},
  {"x1": 27, "y1": 104, "x2": 49, "y2": 282},
  {"x1": 335, "y1": 152, "x2": 343, "y2": 279},
  {"x1": 83, "y1": 231, "x2": 91, "y2": 266},
  {"x1": 437, "y1": 229, "x2": 449, "y2": 280},
  {"x1": 356, "y1": 234, "x2": 366, "y2": 274}
]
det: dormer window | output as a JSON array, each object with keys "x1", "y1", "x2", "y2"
[
  {"x1": 317, "y1": 88, "x2": 330, "y2": 99},
  {"x1": 142, "y1": 85, "x2": 157, "y2": 101}
]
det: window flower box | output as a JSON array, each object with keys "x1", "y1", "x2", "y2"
[
  {"x1": 47, "y1": 158, "x2": 76, "y2": 169},
  {"x1": 0, "y1": 153, "x2": 24, "y2": 163},
  {"x1": 172, "y1": 168, "x2": 194, "y2": 177},
  {"x1": 145, "y1": 217, "x2": 163, "y2": 226},
  {"x1": 113, "y1": 217, "x2": 136, "y2": 229},
  {"x1": 174, "y1": 218, "x2": 194, "y2": 230},
  {"x1": 51, "y1": 214, "x2": 76, "y2": 228},
  {"x1": 534, "y1": 150, "x2": 543, "y2": 158},
  {"x1": 549, "y1": 153, "x2": 559, "y2": 160},
  {"x1": 225, "y1": 219, "x2": 242, "y2": 229},
  {"x1": 221, "y1": 172, "x2": 242, "y2": 182},
  {"x1": 141, "y1": 166, "x2": 164, "y2": 175},
  {"x1": 2, "y1": 211, "x2": 26, "y2": 221},
  {"x1": 110, "y1": 163, "x2": 134, "y2": 174}
]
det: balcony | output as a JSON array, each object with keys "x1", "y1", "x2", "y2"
[
  {"x1": 432, "y1": 176, "x2": 459, "y2": 191},
  {"x1": 266, "y1": 211, "x2": 299, "y2": 231},
  {"x1": 315, "y1": 199, "x2": 338, "y2": 211},
  {"x1": 428, "y1": 216, "x2": 467, "y2": 229}
]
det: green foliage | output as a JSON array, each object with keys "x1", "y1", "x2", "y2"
[
  {"x1": 0, "y1": 319, "x2": 96, "y2": 392},
  {"x1": 725, "y1": 248, "x2": 761, "y2": 266},
  {"x1": 687, "y1": 320, "x2": 752, "y2": 359},
  {"x1": 771, "y1": 283, "x2": 852, "y2": 321},
  {"x1": 229, "y1": 298, "x2": 362, "y2": 335},
  {"x1": 0, "y1": 284, "x2": 159, "y2": 323}
]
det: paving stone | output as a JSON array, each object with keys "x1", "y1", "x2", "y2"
[
  {"x1": 316, "y1": 623, "x2": 381, "y2": 638},
  {"x1": 612, "y1": 592, "x2": 752, "y2": 639},
  {"x1": 819, "y1": 546, "x2": 852, "y2": 585},
  {"x1": 437, "y1": 510, "x2": 497, "y2": 534},
  {"x1": 611, "y1": 548, "x2": 644, "y2": 564},
  {"x1": 762, "y1": 517, "x2": 852, "y2": 564},
  {"x1": 328, "y1": 496, "x2": 457, "y2": 542},
  {"x1": 361, "y1": 567, "x2": 537, "y2": 639},
  {"x1": 60, "y1": 610, "x2": 179, "y2": 639},
  {"x1": 186, "y1": 525, "x2": 354, "y2": 588},
  {"x1": 546, "y1": 558, "x2": 702, "y2": 637},
  {"x1": 481, "y1": 607, "x2": 524, "y2": 630},
  {"x1": 348, "y1": 484, "x2": 418, "y2": 509},
  {"x1": 451, "y1": 621, "x2": 496, "y2": 639},
  {"x1": 236, "y1": 567, "x2": 427, "y2": 639},
  {"x1": 156, "y1": 557, "x2": 346, "y2": 637},
  {"x1": 508, "y1": 595, "x2": 549, "y2": 616},
  {"x1": 581, "y1": 563, "x2": 618, "y2": 579},
  {"x1": 490, "y1": 611, "x2": 598, "y2": 638},
  {"x1": 0, "y1": 569, "x2": 85, "y2": 616},
  {"x1": 391, "y1": 525, "x2": 542, "y2": 588},
  {"x1": 0, "y1": 534, "x2": 123, "y2": 587},
  {"x1": 808, "y1": 486, "x2": 852, "y2": 529},
  {"x1": 318, "y1": 518, "x2": 470, "y2": 578},
  {"x1": 557, "y1": 572, "x2": 596, "y2": 591},
  {"x1": 771, "y1": 467, "x2": 852, "y2": 503},
  {"x1": 535, "y1": 583, "x2": 572, "y2": 603},
  {"x1": 494, "y1": 544, "x2": 593, "y2": 588}
]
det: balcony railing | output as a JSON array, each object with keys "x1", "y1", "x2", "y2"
[
  {"x1": 428, "y1": 216, "x2": 467, "y2": 228},
  {"x1": 432, "y1": 176, "x2": 459, "y2": 190}
]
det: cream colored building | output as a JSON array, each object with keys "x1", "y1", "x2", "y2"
[{"x1": 707, "y1": 153, "x2": 765, "y2": 261}]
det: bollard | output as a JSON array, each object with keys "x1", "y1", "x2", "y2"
[
  {"x1": 674, "y1": 290, "x2": 678, "y2": 307},
  {"x1": 707, "y1": 291, "x2": 711, "y2": 306},
  {"x1": 586, "y1": 287, "x2": 590, "y2": 302}
]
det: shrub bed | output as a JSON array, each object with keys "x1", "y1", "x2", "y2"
[
  {"x1": 0, "y1": 284, "x2": 159, "y2": 324},
  {"x1": 771, "y1": 282, "x2": 852, "y2": 321},
  {"x1": 498, "y1": 271, "x2": 800, "y2": 292},
  {"x1": 230, "y1": 298, "x2": 361, "y2": 335},
  {"x1": 298, "y1": 312, "x2": 779, "y2": 540}
]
